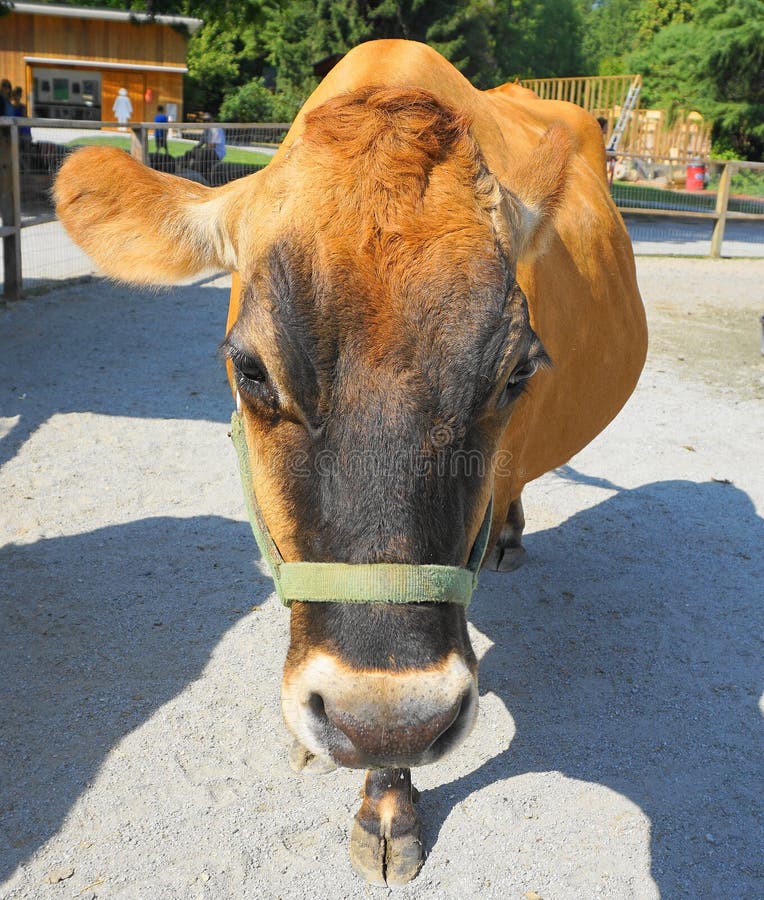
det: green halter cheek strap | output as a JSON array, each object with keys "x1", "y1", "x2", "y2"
[{"x1": 231, "y1": 411, "x2": 493, "y2": 608}]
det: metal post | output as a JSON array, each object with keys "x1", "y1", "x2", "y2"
[
  {"x1": 130, "y1": 125, "x2": 148, "y2": 164},
  {"x1": 1, "y1": 119, "x2": 23, "y2": 301},
  {"x1": 710, "y1": 162, "x2": 734, "y2": 259}
]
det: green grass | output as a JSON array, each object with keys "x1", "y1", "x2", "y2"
[
  {"x1": 709, "y1": 169, "x2": 764, "y2": 198},
  {"x1": 612, "y1": 180, "x2": 764, "y2": 215},
  {"x1": 67, "y1": 135, "x2": 273, "y2": 167},
  {"x1": 612, "y1": 181, "x2": 715, "y2": 212}
]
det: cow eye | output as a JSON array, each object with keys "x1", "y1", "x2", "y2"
[
  {"x1": 497, "y1": 357, "x2": 541, "y2": 409},
  {"x1": 229, "y1": 348, "x2": 274, "y2": 402},
  {"x1": 236, "y1": 355, "x2": 267, "y2": 383},
  {"x1": 508, "y1": 357, "x2": 540, "y2": 385}
]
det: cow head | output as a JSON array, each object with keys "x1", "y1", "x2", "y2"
[{"x1": 55, "y1": 88, "x2": 571, "y2": 770}]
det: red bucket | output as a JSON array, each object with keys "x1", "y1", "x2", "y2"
[{"x1": 686, "y1": 162, "x2": 706, "y2": 191}]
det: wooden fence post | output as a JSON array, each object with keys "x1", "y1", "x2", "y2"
[
  {"x1": 710, "y1": 162, "x2": 734, "y2": 259},
  {"x1": 1, "y1": 119, "x2": 22, "y2": 301},
  {"x1": 130, "y1": 125, "x2": 148, "y2": 164}
]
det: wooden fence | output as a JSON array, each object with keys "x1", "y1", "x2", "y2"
[
  {"x1": 608, "y1": 152, "x2": 764, "y2": 257},
  {"x1": 520, "y1": 74, "x2": 639, "y2": 119},
  {"x1": 606, "y1": 109, "x2": 712, "y2": 160},
  {"x1": 0, "y1": 117, "x2": 288, "y2": 301},
  {"x1": 520, "y1": 74, "x2": 712, "y2": 161}
]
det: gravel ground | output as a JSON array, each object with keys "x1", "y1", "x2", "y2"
[{"x1": 1, "y1": 258, "x2": 762, "y2": 899}]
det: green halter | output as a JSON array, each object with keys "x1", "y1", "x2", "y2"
[{"x1": 230, "y1": 411, "x2": 493, "y2": 608}]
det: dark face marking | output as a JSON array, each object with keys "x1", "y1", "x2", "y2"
[
  {"x1": 228, "y1": 237, "x2": 545, "y2": 556},
  {"x1": 288, "y1": 600, "x2": 477, "y2": 673},
  {"x1": 225, "y1": 89, "x2": 548, "y2": 678},
  {"x1": 226, "y1": 233, "x2": 545, "y2": 672}
]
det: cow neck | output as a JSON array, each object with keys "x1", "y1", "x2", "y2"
[{"x1": 230, "y1": 411, "x2": 492, "y2": 608}]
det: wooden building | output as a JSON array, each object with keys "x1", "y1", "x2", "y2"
[{"x1": 0, "y1": 2, "x2": 202, "y2": 123}]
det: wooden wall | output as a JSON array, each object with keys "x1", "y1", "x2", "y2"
[
  {"x1": 0, "y1": 9, "x2": 189, "y2": 121},
  {"x1": 100, "y1": 70, "x2": 184, "y2": 123}
]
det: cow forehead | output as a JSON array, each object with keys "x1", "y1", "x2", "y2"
[
  {"x1": 231, "y1": 87, "x2": 532, "y2": 409},
  {"x1": 237, "y1": 163, "x2": 514, "y2": 358},
  {"x1": 236, "y1": 85, "x2": 510, "y2": 289},
  {"x1": 256, "y1": 221, "x2": 511, "y2": 330},
  {"x1": 233, "y1": 232, "x2": 529, "y2": 424}
]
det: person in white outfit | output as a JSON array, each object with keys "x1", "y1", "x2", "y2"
[{"x1": 112, "y1": 88, "x2": 133, "y2": 129}]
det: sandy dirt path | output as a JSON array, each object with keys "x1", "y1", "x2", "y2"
[{"x1": 1, "y1": 258, "x2": 762, "y2": 899}]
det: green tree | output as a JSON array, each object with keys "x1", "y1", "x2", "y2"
[
  {"x1": 631, "y1": 0, "x2": 764, "y2": 158},
  {"x1": 182, "y1": 2, "x2": 280, "y2": 115},
  {"x1": 259, "y1": 0, "x2": 495, "y2": 110},
  {"x1": 580, "y1": 0, "x2": 643, "y2": 74},
  {"x1": 635, "y1": 0, "x2": 693, "y2": 43},
  {"x1": 260, "y1": 0, "x2": 324, "y2": 117},
  {"x1": 219, "y1": 77, "x2": 276, "y2": 120},
  {"x1": 184, "y1": 22, "x2": 240, "y2": 113},
  {"x1": 490, "y1": 0, "x2": 584, "y2": 80},
  {"x1": 365, "y1": 0, "x2": 491, "y2": 81}
]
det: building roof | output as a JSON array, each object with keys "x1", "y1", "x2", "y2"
[{"x1": 11, "y1": 2, "x2": 203, "y2": 35}]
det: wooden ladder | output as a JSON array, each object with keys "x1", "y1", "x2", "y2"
[{"x1": 606, "y1": 76, "x2": 642, "y2": 153}]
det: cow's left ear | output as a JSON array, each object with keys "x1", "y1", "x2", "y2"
[
  {"x1": 55, "y1": 146, "x2": 251, "y2": 285},
  {"x1": 502, "y1": 122, "x2": 574, "y2": 260}
]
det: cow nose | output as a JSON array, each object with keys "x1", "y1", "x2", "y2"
[
  {"x1": 308, "y1": 689, "x2": 470, "y2": 763},
  {"x1": 282, "y1": 651, "x2": 478, "y2": 769}
]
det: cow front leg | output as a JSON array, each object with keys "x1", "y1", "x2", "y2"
[
  {"x1": 349, "y1": 767, "x2": 423, "y2": 887},
  {"x1": 485, "y1": 493, "x2": 527, "y2": 572}
]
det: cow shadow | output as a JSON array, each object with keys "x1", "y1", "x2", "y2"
[
  {"x1": 0, "y1": 514, "x2": 271, "y2": 884},
  {"x1": 0, "y1": 279, "x2": 232, "y2": 469},
  {"x1": 418, "y1": 473, "x2": 764, "y2": 895}
]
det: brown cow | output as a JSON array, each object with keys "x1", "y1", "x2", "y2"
[{"x1": 55, "y1": 40, "x2": 646, "y2": 886}]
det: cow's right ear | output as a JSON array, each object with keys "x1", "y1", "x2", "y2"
[
  {"x1": 501, "y1": 122, "x2": 574, "y2": 260},
  {"x1": 55, "y1": 147, "x2": 249, "y2": 285}
]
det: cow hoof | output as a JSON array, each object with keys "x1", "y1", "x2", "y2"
[
  {"x1": 485, "y1": 497, "x2": 527, "y2": 572},
  {"x1": 350, "y1": 768, "x2": 423, "y2": 886},
  {"x1": 485, "y1": 542, "x2": 527, "y2": 572},
  {"x1": 498, "y1": 544, "x2": 527, "y2": 572},
  {"x1": 288, "y1": 739, "x2": 337, "y2": 775},
  {"x1": 349, "y1": 817, "x2": 424, "y2": 887}
]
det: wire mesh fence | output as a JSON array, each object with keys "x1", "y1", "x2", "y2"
[
  {"x1": 18, "y1": 119, "x2": 281, "y2": 206},
  {"x1": 611, "y1": 154, "x2": 764, "y2": 215},
  {"x1": 609, "y1": 153, "x2": 764, "y2": 258},
  {"x1": 2, "y1": 118, "x2": 287, "y2": 296},
  {"x1": 3, "y1": 117, "x2": 764, "y2": 299}
]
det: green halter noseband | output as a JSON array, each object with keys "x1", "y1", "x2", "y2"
[{"x1": 230, "y1": 411, "x2": 493, "y2": 608}]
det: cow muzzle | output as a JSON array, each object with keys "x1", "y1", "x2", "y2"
[
  {"x1": 282, "y1": 651, "x2": 478, "y2": 768},
  {"x1": 230, "y1": 409, "x2": 490, "y2": 767}
]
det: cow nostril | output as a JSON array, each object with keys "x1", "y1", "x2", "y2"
[
  {"x1": 429, "y1": 688, "x2": 474, "y2": 757},
  {"x1": 308, "y1": 692, "x2": 327, "y2": 721}
]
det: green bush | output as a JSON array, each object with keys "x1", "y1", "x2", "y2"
[{"x1": 220, "y1": 79, "x2": 277, "y2": 123}]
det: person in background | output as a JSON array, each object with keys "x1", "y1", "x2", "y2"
[
  {"x1": 112, "y1": 87, "x2": 132, "y2": 130},
  {"x1": 11, "y1": 86, "x2": 32, "y2": 163},
  {"x1": 1, "y1": 79, "x2": 14, "y2": 116},
  {"x1": 154, "y1": 104, "x2": 169, "y2": 153},
  {"x1": 201, "y1": 112, "x2": 226, "y2": 161}
]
